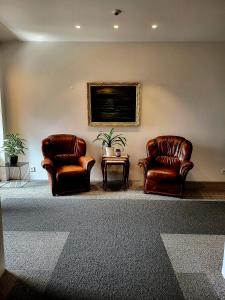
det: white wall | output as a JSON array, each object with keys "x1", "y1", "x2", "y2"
[
  {"x1": 0, "y1": 45, "x2": 7, "y2": 182},
  {"x1": 1, "y1": 42, "x2": 225, "y2": 181},
  {"x1": 0, "y1": 46, "x2": 5, "y2": 277},
  {"x1": 0, "y1": 200, "x2": 4, "y2": 277},
  {"x1": 0, "y1": 45, "x2": 6, "y2": 165}
]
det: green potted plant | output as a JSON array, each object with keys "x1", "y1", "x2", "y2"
[
  {"x1": 93, "y1": 128, "x2": 127, "y2": 156},
  {"x1": 1, "y1": 133, "x2": 27, "y2": 165}
]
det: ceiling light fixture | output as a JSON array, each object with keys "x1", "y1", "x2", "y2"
[
  {"x1": 113, "y1": 25, "x2": 119, "y2": 29},
  {"x1": 75, "y1": 25, "x2": 81, "y2": 29},
  {"x1": 112, "y1": 9, "x2": 122, "y2": 16},
  {"x1": 151, "y1": 24, "x2": 158, "y2": 29}
]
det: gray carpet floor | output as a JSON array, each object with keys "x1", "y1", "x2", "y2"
[
  {"x1": 2, "y1": 195, "x2": 225, "y2": 299},
  {"x1": 1, "y1": 180, "x2": 225, "y2": 201}
]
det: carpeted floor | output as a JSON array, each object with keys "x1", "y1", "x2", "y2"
[
  {"x1": 2, "y1": 194, "x2": 225, "y2": 299},
  {"x1": 0, "y1": 180, "x2": 225, "y2": 201}
]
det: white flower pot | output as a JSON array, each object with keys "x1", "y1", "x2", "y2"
[{"x1": 105, "y1": 147, "x2": 114, "y2": 157}]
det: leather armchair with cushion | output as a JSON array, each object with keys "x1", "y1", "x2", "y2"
[
  {"x1": 138, "y1": 136, "x2": 193, "y2": 197},
  {"x1": 41, "y1": 134, "x2": 95, "y2": 196}
]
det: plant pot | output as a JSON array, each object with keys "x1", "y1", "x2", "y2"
[
  {"x1": 105, "y1": 147, "x2": 114, "y2": 157},
  {"x1": 10, "y1": 155, "x2": 18, "y2": 166}
]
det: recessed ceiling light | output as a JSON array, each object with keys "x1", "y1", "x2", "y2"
[
  {"x1": 75, "y1": 25, "x2": 81, "y2": 29},
  {"x1": 113, "y1": 25, "x2": 119, "y2": 29},
  {"x1": 112, "y1": 9, "x2": 122, "y2": 16},
  {"x1": 152, "y1": 24, "x2": 158, "y2": 29}
]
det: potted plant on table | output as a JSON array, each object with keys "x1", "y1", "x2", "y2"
[
  {"x1": 1, "y1": 133, "x2": 27, "y2": 165},
  {"x1": 93, "y1": 128, "x2": 127, "y2": 157}
]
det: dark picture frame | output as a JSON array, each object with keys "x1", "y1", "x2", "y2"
[{"x1": 87, "y1": 82, "x2": 141, "y2": 126}]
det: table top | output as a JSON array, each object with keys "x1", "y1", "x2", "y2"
[
  {"x1": 102, "y1": 155, "x2": 129, "y2": 160},
  {"x1": 0, "y1": 162, "x2": 29, "y2": 167},
  {"x1": 102, "y1": 155, "x2": 129, "y2": 164}
]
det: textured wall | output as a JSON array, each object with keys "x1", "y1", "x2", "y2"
[
  {"x1": 0, "y1": 46, "x2": 6, "y2": 180},
  {"x1": 0, "y1": 47, "x2": 5, "y2": 277},
  {"x1": 1, "y1": 42, "x2": 225, "y2": 181},
  {"x1": 0, "y1": 200, "x2": 4, "y2": 277}
]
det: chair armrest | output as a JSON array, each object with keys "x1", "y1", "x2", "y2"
[
  {"x1": 138, "y1": 156, "x2": 155, "y2": 177},
  {"x1": 180, "y1": 160, "x2": 194, "y2": 178},
  {"x1": 41, "y1": 158, "x2": 55, "y2": 174},
  {"x1": 79, "y1": 156, "x2": 95, "y2": 173},
  {"x1": 138, "y1": 158, "x2": 149, "y2": 168},
  {"x1": 138, "y1": 156, "x2": 155, "y2": 168}
]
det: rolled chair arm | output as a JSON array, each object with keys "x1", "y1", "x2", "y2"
[
  {"x1": 41, "y1": 158, "x2": 55, "y2": 174},
  {"x1": 79, "y1": 156, "x2": 95, "y2": 173},
  {"x1": 138, "y1": 156, "x2": 155, "y2": 177},
  {"x1": 180, "y1": 160, "x2": 194, "y2": 178}
]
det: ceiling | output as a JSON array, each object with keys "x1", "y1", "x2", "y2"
[
  {"x1": 0, "y1": 0, "x2": 225, "y2": 42},
  {"x1": 0, "y1": 22, "x2": 18, "y2": 41}
]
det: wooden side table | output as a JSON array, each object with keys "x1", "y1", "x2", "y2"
[{"x1": 101, "y1": 155, "x2": 130, "y2": 191}]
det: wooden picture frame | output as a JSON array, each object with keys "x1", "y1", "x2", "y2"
[{"x1": 87, "y1": 82, "x2": 141, "y2": 126}]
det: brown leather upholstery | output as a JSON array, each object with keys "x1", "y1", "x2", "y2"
[
  {"x1": 139, "y1": 136, "x2": 194, "y2": 197},
  {"x1": 41, "y1": 134, "x2": 95, "y2": 196}
]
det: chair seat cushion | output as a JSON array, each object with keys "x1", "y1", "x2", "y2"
[
  {"x1": 56, "y1": 165, "x2": 86, "y2": 181},
  {"x1": 147, "y1": 167, "x2": 180, "y2": 182}
]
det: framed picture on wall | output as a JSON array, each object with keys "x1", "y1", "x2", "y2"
[{"x1": 87, "y1": 82, "x2": 141, "y2": 126}]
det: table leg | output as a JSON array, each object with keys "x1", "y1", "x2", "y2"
[
  {"x1": 126, "y1": 160, "x2": 130, "y2": 188},
  {"x1": 8, "y1": 166, "x2": 11, "y2": 181},
  {"x1": 19, "y1": 166, "x2": 22, "y2": 180},
  {"x1": 101, "y1": 160, "x2": 105, "y2": 189},
  {"x1": 104, "y1": 164, "x2": 108, "y2": 191},
  {"x1": 122, "y1": 164, "x2": 126, "y2": 190}
]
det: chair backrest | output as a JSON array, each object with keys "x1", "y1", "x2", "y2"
[
  {"x1": 147, "y1": 135, "x2": 192, "y2": 167},
  {"x1": 42, "y1": 134, "x2": 86, "y2": 164}
]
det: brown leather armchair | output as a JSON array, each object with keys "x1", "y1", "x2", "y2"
[
  {"x1": 138, "y1": 136, "x2": 194, "y2": 197},
  {"x1": 41, "y1": 134, "x2": 95, "y2": 196}
]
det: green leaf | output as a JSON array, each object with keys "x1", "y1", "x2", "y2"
[
  {"x1": 1, "y1": 133, "x2": 27, "y2": 156},
  {"x1": 93, "y1": 128, "x2": 126, "y2": 149}
]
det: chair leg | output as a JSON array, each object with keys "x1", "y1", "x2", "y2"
[
  {"x1": 52, "y1": 186, "x2": 57, "y2": 196},
  {"x1": 180, "y1": 183, "x2": 184, "y2": 198}
]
